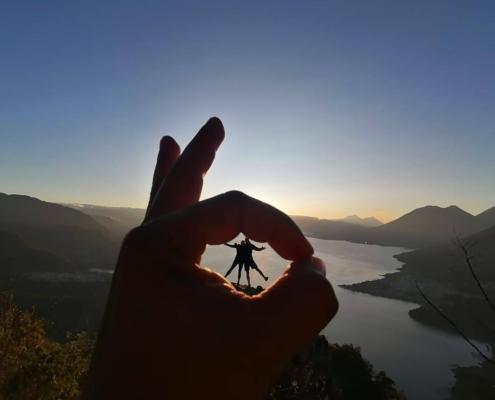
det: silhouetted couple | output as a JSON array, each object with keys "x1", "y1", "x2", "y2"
[{"x1": 224, "y1": 238, "x2": 268, "y2": 287}]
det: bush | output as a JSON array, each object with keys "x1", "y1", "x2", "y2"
[
  {"x1": 0, "y1": 292, "x2": 93, "y2": 400},
  {"x1": 268, "y1": 336, "x2": 407, "y2": 400}
]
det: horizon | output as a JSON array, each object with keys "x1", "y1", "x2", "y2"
[
  {"x1": 2, "y1": 1, "x2": 494, "y2": 223},
  {"x1": 1, "y1": 190, "x2": 493, "y2": 224}
]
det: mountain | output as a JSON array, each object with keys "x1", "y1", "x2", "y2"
[
  {"x1": 293, "y1": 206, "x2": 490, "y2": 249},
  {"x1": 365, "y1": 205, "x2": 486, "y2": 248},
  {"x1": 341, "y1": 215, "x2": 382, "y2": 227},
  {"x1": 0, "y1": 193, "x2": 119, "y2": 268},
  {"x1": 476, "y1": 206, "x2": 495, "y2": 229},
  {"x1": 0, "y1": 193, "x2": 103, "y2": 229}
]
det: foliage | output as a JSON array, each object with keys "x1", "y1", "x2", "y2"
[
  {"x1": 268, "y1": 335, "x2": 407, "y2": 400},
  {"x1": 0, "y1": 291, "x2": 94, "y2": 400}
]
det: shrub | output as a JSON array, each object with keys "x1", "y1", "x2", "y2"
[{"x1": 0, "y1": 292, "x2": 93, "y2": 400}]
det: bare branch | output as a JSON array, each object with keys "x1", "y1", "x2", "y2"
[{"x1": 453, "y1": 234, "x2": 495, "y2": 314}]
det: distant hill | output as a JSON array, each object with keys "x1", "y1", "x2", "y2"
[
  {"x1": 366, "y1": 205, "x2": 486, "y2": 248},
  {"x1": 291, "y1": 215, "x2": 369, "y2": 241},
  {"x1": 293, "y1": 205, "x2": 492, "y2": 249},
  {"x1": 341, "y1": 215, "x2": 382, "y2": 227},
  {"x1": 476, "y1": 206, "x2": 495, "y2": 229},
  {"x1": 0, "y1": 193, "x2": 119, "y2": 269},
  {"x1": 65, "y1": 204, "x2": 145, "y2": 241}
]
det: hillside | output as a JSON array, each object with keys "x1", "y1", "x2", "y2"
[
  {"x1": 0, "y1": 193, "x2": 119, "y2": 269},
  {"x1": 64, "y1": 204, "x2": 145, "y2": 240},
  {"x1": 0, "y1": 231, "x2": 74, "y2": 274},
  {"x1": 394, "y1": 224, "x2": 495, "y2": 288},
  {"x1": 343, "y1": 224, "x2": 495, "y2": 340},
  {"x1": 344, "y1": 222, "x2": 495, "y2": 298},
  {"x1": 477, "y1": 206, "x2": 495, "y2": 229},
  {"x1": 0, "y1": 193, "x2": 102, "y2": 229}
]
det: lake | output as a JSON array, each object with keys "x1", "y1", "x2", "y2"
[{"x1": 202, "y1": 238, "x2": 486, "y2": 400}]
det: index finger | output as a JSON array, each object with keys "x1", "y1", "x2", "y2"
[{"x1": 146, "y1": 117, "x2": 225, "y2": 220}]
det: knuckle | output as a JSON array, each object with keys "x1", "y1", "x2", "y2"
[
  {"x1": 319, "y1": 277, "x2": 339, "y2": 321},
  {"x1": 224, "y1": 190, "x2": 247, "y2": 203}
]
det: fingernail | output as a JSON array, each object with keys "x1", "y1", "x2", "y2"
[
  {"x1": 311, "y1": 257, "x2": 327, "y2": 277},
  {"x1": 291, "y1": 256, "x2": 327, "y2": 278},
  {"x1": 207, "y1": 116, "x2": 223, "y2": 127},
  {"x1": 205, "y1": 117, "x2": 225, "y2": 149},
  {"x1": 160, "y1": 135, "x2": 173, "y2": 149}
]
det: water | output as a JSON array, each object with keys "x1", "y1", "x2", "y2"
[{"x1": 202, "y1": 238, "x2": 486, "y2": 400}]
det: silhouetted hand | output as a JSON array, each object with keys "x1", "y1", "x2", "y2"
[{"x1": 85, "y1": 117, "x2": 338, "y2": 400}]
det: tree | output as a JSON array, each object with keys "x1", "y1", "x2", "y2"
[{"x1": 267, "y1": 335, "x2": 407, "y2": 400}]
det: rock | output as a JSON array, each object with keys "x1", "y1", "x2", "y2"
[{"x1": 231, "y1": 283, "x2": 264, "y2": 296}]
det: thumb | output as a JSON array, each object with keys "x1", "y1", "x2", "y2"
[{"x1": 255, "y1": 257, "x2": 338, "y2": 348}]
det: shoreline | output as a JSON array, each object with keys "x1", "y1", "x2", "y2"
[{"x1": 340, "y1": 268, "x2": 495, "y2": 400}]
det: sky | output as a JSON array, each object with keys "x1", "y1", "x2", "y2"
[{"x1": 1, "y1": 0, "x2": 494, "y2": 222}]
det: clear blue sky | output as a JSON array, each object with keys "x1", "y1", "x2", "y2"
[{"x1": 1, "y1": 0, "x2": 494, "y2": 221}]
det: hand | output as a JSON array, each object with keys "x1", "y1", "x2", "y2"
[{"x1": 85, "y1": 117, "x2": 338, "y2": 400}]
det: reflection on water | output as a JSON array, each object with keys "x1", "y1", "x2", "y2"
[{"x1": 202, "y1": 238, "x2": 485, "y2": 400}]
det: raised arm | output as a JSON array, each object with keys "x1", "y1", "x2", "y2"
[
  {"x1": 252, "y1": 244, "x2": 265, "y2": 251},
  {"x1": 225, "y1": 243, "x2": 237, "y2": 248}
]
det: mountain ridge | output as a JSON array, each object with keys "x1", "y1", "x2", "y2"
[
  {"x1": 2, "y1": 193, "x2": 494, "y2": 255},
  {"x1": 293, "y1": 204, "x2": 494, "y2": 249},
  {"x1": 0, "y1": 193, "x2": 104, "y2": 230},
  {"x1": 363, "y1": 204, "x2": 485, "y2": 248}
]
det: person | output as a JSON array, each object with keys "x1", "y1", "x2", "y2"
[
  {"x1": 225, "y1": 238, "x2": 267, "y2": 287},
  {"x1": 223, "y1": 240, "x2": 245, "y2": 279},
  {"x1": 84, "y1": 117, "x2": 338, "y2": 400},
  {"x1": 236, "y1": 239, "x2": 250, "y2": 287},
  {"x1": 243, "y1": 237, "x2": 269, "y2": 284}
]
